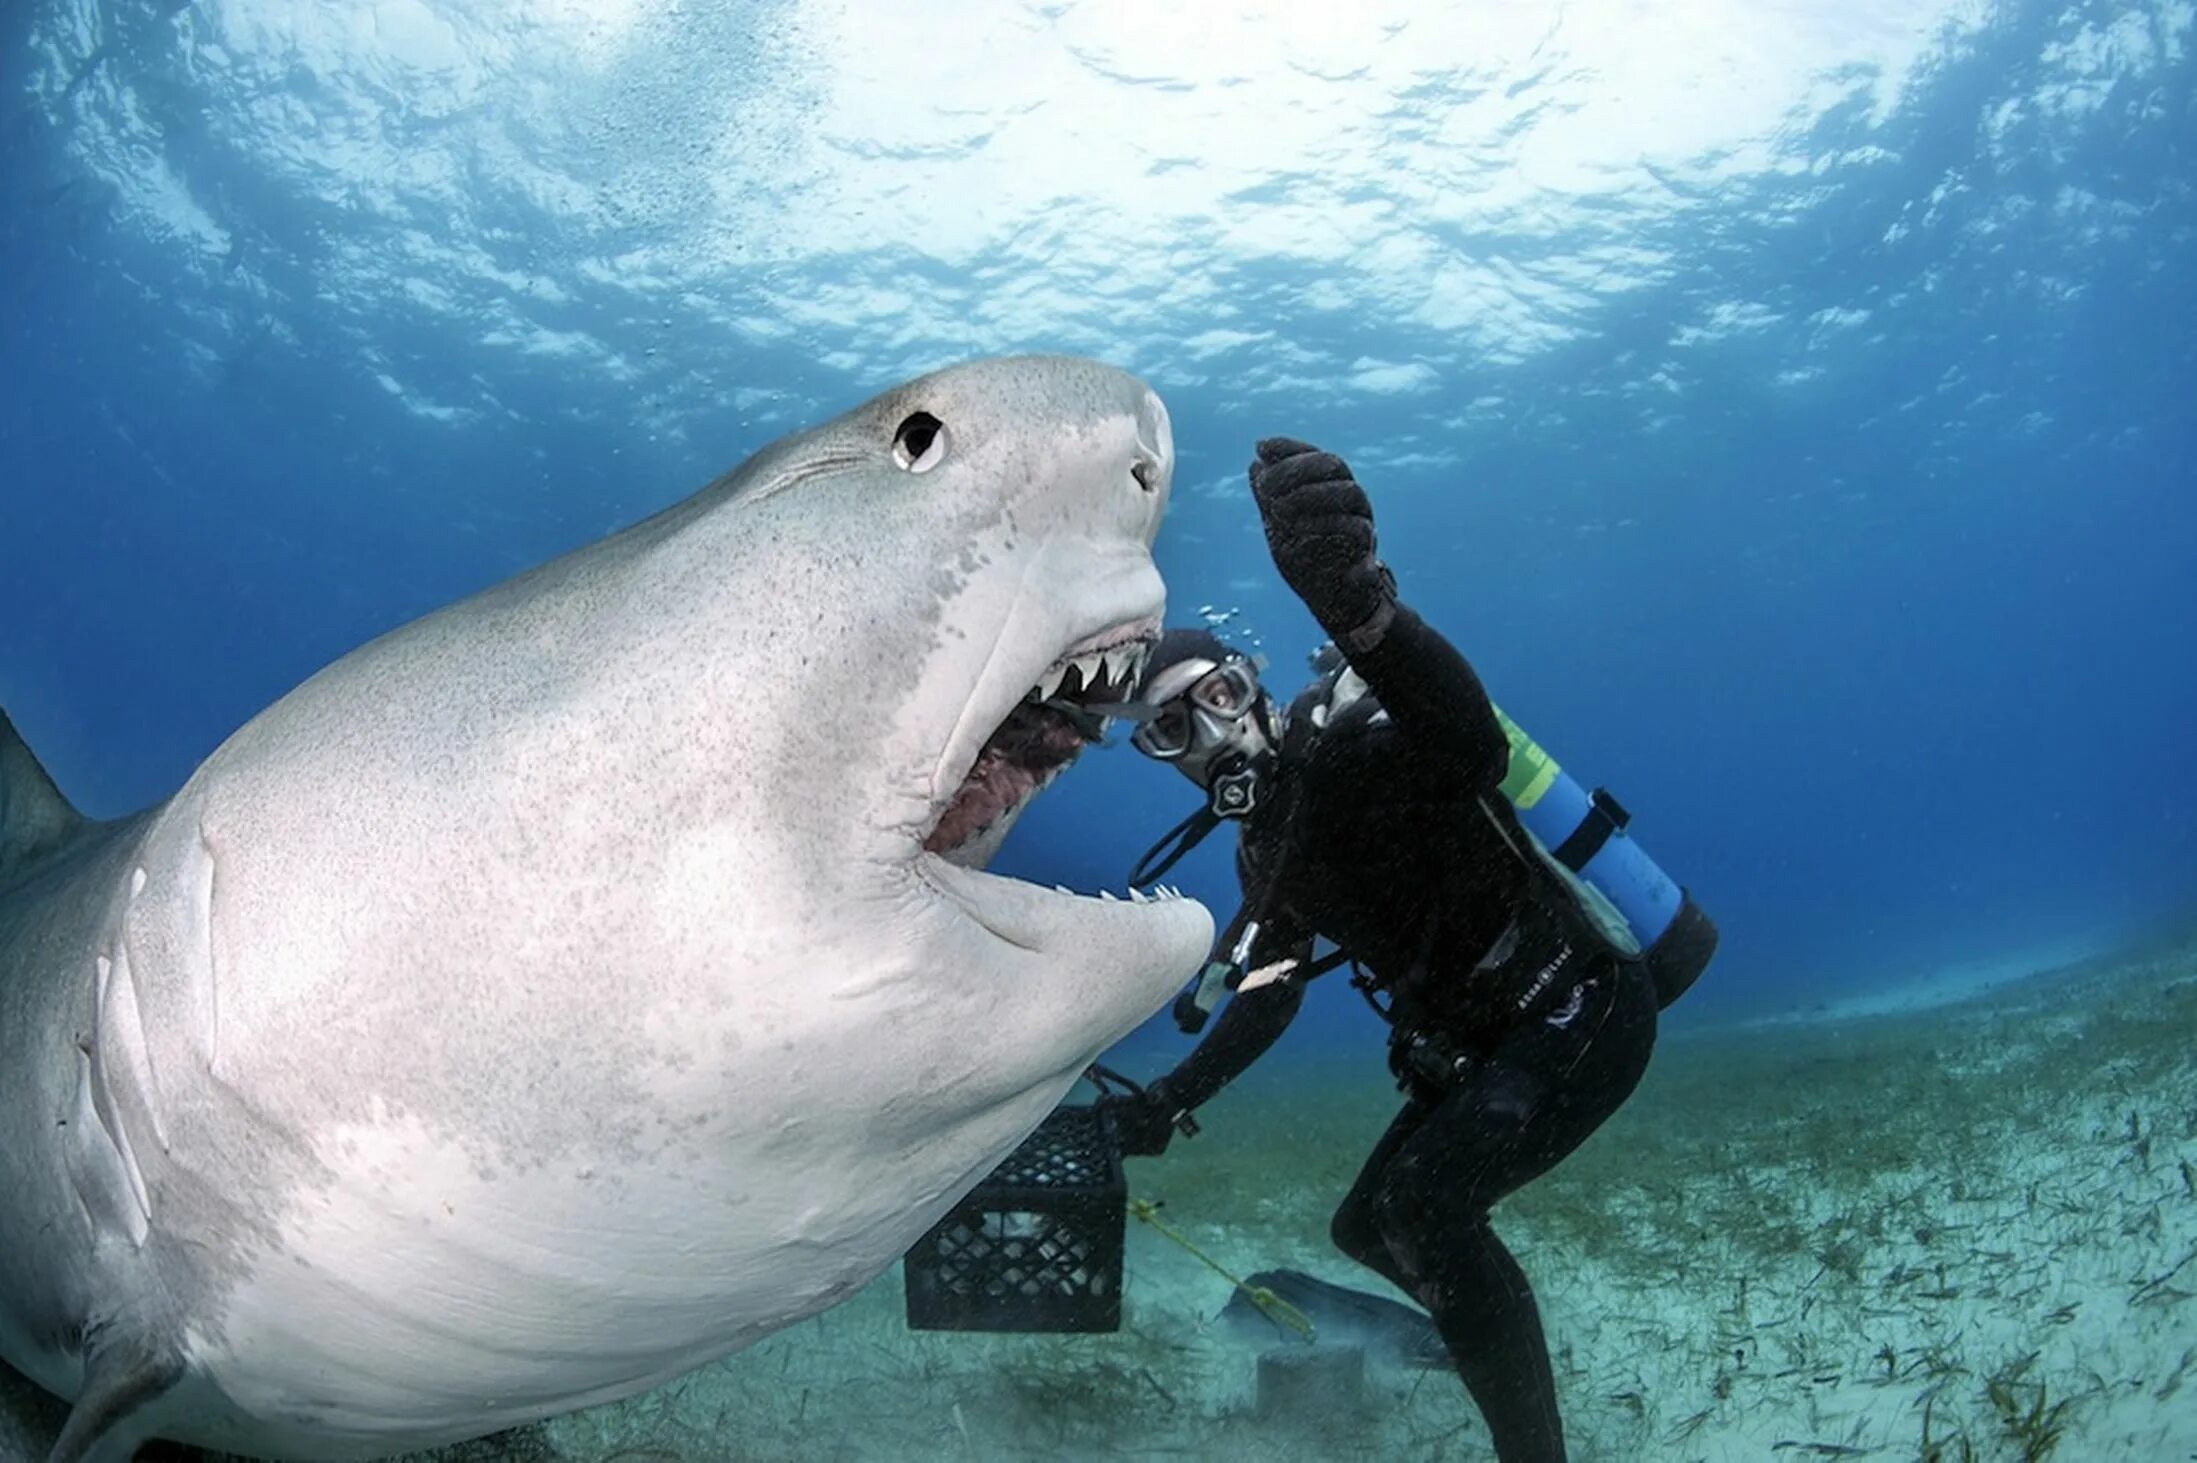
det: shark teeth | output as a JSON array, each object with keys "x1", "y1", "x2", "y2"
[
  {"x1": 1027, "y1": 639, "x2": 1152, "y2": 706},
  {"x1": 1050, "y1": 883, "x2": 1187, "y2": 904}
]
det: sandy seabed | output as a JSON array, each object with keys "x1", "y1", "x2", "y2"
[{"x1": 12, "y1": 939, "x2": 2196, "y2": 1462}]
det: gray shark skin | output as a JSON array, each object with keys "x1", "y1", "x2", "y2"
[{"x1": 0, "y1": 355, "x2": 1213, "y2": 1462}]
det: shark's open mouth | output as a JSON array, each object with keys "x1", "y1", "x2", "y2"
[{"x1": 923, "y1": 628, "x2": 1155, "y2": 859}]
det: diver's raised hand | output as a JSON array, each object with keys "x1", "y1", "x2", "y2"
[{"x1": 1248, "y1": 438, "x2": 1397, "y2": 651}]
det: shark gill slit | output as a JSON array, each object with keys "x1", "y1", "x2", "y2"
[{"x1": 195, "y1": 828, "x2": 220, "y2": 1073}]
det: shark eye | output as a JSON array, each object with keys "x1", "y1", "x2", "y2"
[{"x1": 892, "y1": 412, "x2": 948, "y2": 474}]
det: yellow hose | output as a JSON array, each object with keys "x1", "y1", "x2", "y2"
[{"x1": 1126, "y1": 1197, "x2": 1316, "y2": 1342}]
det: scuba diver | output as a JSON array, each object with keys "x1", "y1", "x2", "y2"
[{"x1": 1099, "y1": 439, "x2": 1716, "y2": 1463}]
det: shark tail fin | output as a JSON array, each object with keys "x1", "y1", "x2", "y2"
[{"x1": 2, "y1": 706, "x2": 86, "y2": 885}]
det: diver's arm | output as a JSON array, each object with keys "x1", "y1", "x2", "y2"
[
  {"x1": 1107, "y1": 920, "x2": 1313, "y2": 1155},
  {"x1": 1158, "y1": 947, "x2": 1311, "y2": 1113},
  {"x1": 1249, "y1": 438, "x2": 1508, "y2": 787},
  {"x1": 1343, "y1": 601, "x2": 1508, "y2": 787}
]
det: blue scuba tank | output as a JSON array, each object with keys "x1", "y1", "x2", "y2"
[{"x1": 1491, "y1": 705, "x2": 1716, "y2": 1009}]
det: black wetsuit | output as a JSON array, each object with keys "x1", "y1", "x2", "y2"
[{"x1": 1157, "y1": 600, "x2": 1660, "y2": 1463}]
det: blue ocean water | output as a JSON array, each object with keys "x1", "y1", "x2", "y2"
[{"x1": 2, "y1": 0, "x2": 2190, "y2": 1043}]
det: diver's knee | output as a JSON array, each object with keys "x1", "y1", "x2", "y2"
[
  {"x1": 1368, "y1": 1167, "x2": 1440, "y2": 1284},
  {"x1": 1330, "y1": 1194, "x2": 1383, "y2": 1268}
]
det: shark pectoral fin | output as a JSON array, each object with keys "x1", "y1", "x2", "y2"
[
  {"x1": 1, "y1": 706, "x2": 87, "y2": 887},
  {"x1": 46, "y1": 1332, "x2": 182, "y2": 1463}
]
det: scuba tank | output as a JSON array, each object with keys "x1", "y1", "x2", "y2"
[{"x1": 1490, "y1": 704, "x2": 1716, "y2": 1011}]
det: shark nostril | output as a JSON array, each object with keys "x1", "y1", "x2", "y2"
[{"x1": 1131, "y1": 456, "x2": 1157, "y2": 493}]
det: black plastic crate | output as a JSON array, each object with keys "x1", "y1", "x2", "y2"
[{"x1": 903, "y1": 1104, "x2": 1126, "y2": 1333}]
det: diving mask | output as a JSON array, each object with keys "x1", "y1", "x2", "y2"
[{"x1": 1130, "y1": 656, "x2": 1266, "y2": 762}]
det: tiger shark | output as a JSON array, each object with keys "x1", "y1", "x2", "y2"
[{"x1": 0, "y1": 355, "x2": 1211, "y2": 1461}]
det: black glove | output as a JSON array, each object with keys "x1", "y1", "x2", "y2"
[
  {"x1": 1099, "y1": 1080, "x2": 1184, "y2": 1157},
  {"x1": 1247, "y1": 438, "x2": 1396, "y2": 650}
]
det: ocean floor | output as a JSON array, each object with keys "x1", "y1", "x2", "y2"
[{"x1": 11, "y1": 938, "x2": 2197, "y2": 1462}]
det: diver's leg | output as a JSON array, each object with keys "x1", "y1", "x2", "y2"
[
  {"x1": 1428, "y1": 1215, "x2": 1562, "y2": 1463},
  {"x1": 1329, "y1": 1096, "x2": 1428, "y2": 1290},
  {"x1": 1372, "y1": 961, "x2": 1659, "y2": 1463}
]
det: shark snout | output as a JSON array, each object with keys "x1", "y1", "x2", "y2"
[{"x1": 1002, "y1": 372, "x2": 1175, "y2": 554}]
